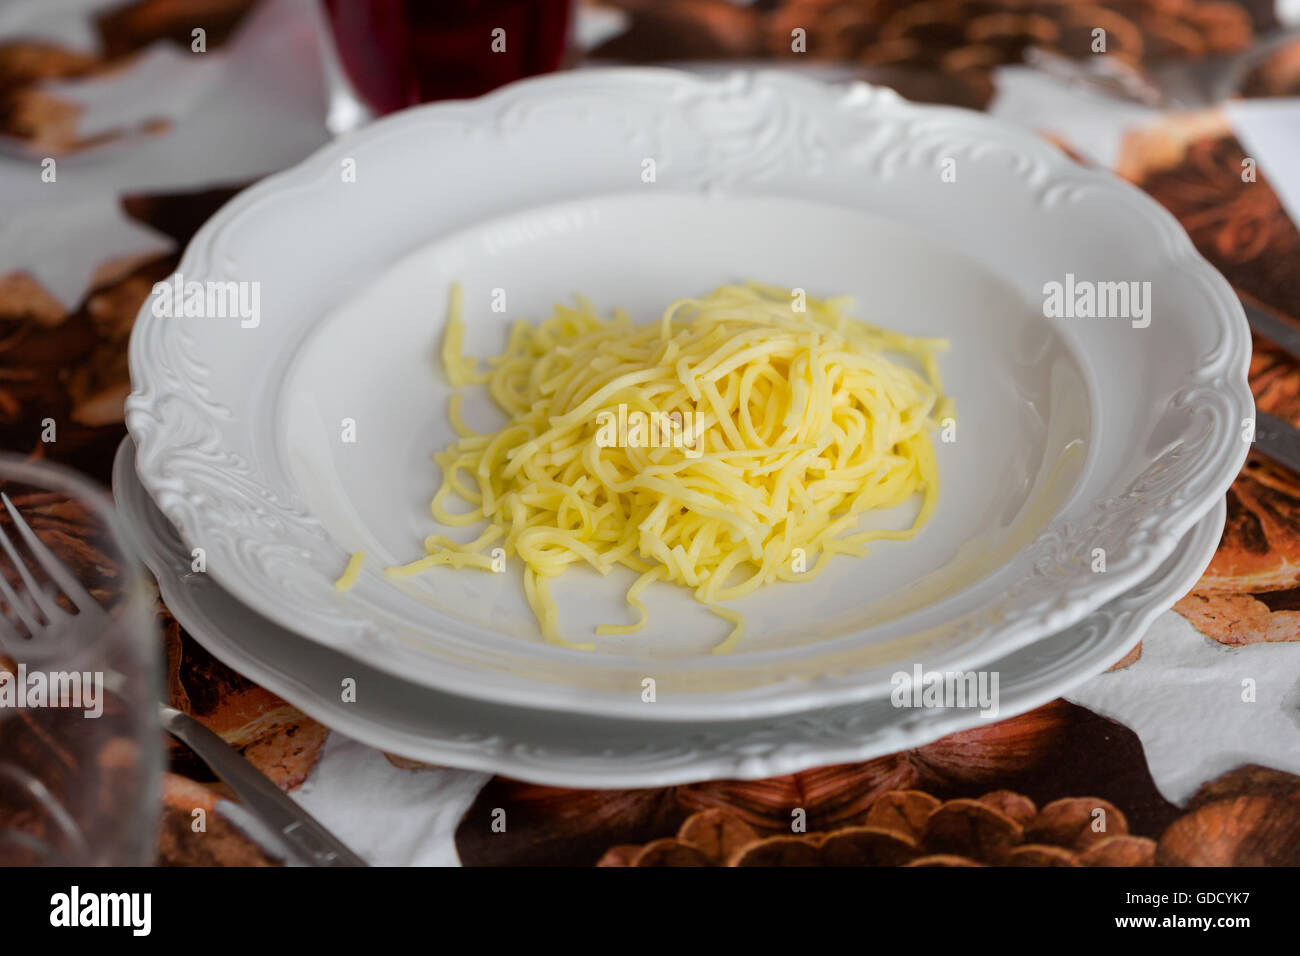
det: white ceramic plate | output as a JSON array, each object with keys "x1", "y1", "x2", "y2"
[
  {"x1": 115, "y1": 436, "x2": 1225, "y2": 787},
  {"x1": 126, "y1": 69, "x2": 1250, "y2": 720}
]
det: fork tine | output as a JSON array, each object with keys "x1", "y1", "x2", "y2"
[
  {"x1": 1, "y1": 493, "x2": 101, "y2": 619},
  {"x1": 0, "y1": 509, "x2": 62, "y2": 624},
  {"x1": 0, "y1": 608, "x2": 22, "y2": 655},
  {"x1": 0, "y1": 551, "x2": 43, "y2": 635},
  {"x1": 0, "y1": 764, "x2": 90, "y2": 857}
]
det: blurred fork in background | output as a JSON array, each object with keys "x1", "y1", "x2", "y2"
[
  {"x1": 1024, "y1": 27, "x2": 1300, "y2": 109},
  {"x1": 0, "y1": 455, "x2": 160, "y2": 865},
  {"x1": 0, "y1": 479, "x2": 365, "y2": 866},
  {"x1": 0, "y1": 460, "x2": 364, "y2": 868}
]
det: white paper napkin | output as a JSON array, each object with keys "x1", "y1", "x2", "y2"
[
  {"x1": 0, "y1": 0, "x2": 330, "y2": 312},
  {"x1": 988, "y1": 65, "x2": 1163, "y2": 168},
  {"x1": 41, "y1": 42, "x2": 229, "y2": 143},
  {"x1": 0, "y1": 0, "x2": 331, "y2": 207},
  {"x1": 290, "y1": 734, "x2": 488, "y2": 866},
  {"x1": 0, "y1": 0, "x2": 123, "y2": 53},
  {"x1": 1068, "y1": 612, "x2": 1300, "y2": 805},
  {"x1": 1226, "y1": 97, "x2": 1300, "y2": 229},
  {"x1": 0, "y1": 196, "x2": 173, "y2": 308}
]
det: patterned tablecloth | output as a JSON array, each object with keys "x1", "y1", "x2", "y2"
[{"x1": 3, "y1": 0, "x2": 1300, "y2": 866}]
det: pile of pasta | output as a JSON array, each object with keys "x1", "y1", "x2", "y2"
[{"x1": 393, "y1": 281, "x2": 949, "y2": 653}]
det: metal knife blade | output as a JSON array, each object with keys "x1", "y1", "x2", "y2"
[
  {"x1": 1254, "y1": 411, "x2": 1300, "y2": 475},
  {"x1": 159, "y1": 704, "x2": 367, "y2": 866},
  {"x1": 1230, "y1": 298, "x2": 1300, "y2": 474},
  {"x1": 1243, "y1": 300, "x2": 1300, "y2": 363}
]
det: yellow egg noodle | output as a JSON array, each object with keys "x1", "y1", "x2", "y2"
[
  {"x1": 334, "y1": 550, "x2": 366, "y2": 592},
  {"x1": 383, "y1": 281, "x2": 949, "y2": 654}
]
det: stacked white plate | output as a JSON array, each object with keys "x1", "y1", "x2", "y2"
[{"x1": 121, "y1": 69, "x2": 1249, "y2": 786}]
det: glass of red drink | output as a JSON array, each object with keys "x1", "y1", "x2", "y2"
[{"x1": 320, "y1": 0, "x2": 574, "y2": 117}]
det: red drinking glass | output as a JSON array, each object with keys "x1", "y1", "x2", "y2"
[{"x1": 320, "y1": 0, "x2": 574, "y2": 114}]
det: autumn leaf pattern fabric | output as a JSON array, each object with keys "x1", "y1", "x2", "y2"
[{"x1": 2, "y1": 0, "x2": 1299, "y2": 865}]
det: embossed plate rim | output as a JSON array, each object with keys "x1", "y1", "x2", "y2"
[{"x1": 126, "y1": 68, "x2": 1251, "y2": 720}]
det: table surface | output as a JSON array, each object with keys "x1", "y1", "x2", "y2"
[{"x1": 3, "y1": 0, "x2": 1300, "y2": 866}]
